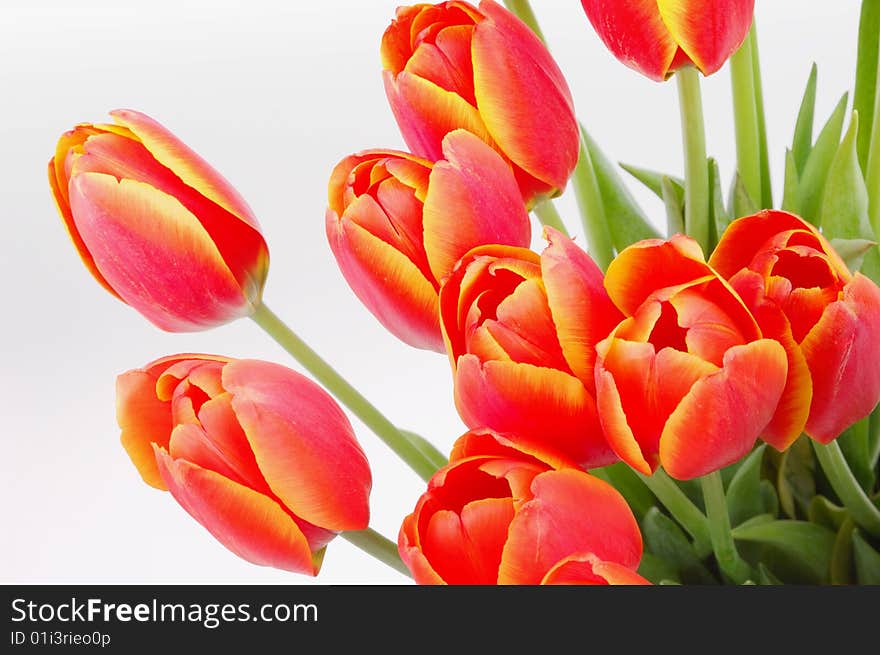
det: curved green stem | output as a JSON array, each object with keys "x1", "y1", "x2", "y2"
[
  {"x1": 730, "y1": 26, "x2": 763, "y2": 210},
  {"x1": 813, "y1": 440, "x2": 880, "y2": 538},
  {"x1": 342, "y1": 529, "x2": 411, "y2": 577},
  {"x1": 676, "y1": 67, "x2": 710, "y2": 252},
  {"x1": 251, "y1": 302, "x2": 437, "y2": 482},
  {"x1": 637, "y1": 470, "x2": 712, "y2": 558},
  {"x1": 533, "y1": 200, "x2": 570, "y2": 237},
  {"x1": 701, "y1": 471, "x2": 752, "y2": 584}
]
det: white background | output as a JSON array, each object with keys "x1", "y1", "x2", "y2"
[{"x1": 0, "y1": 1, "x2": 863, "y2": 584}]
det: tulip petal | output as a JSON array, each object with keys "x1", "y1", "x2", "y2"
[
  {"x1": 472, "y1": 1, "x2": 578, "y2": 191},
  {"x1": 541, "y1": 227, "x2": 622, "y2": 390},
  {"x1": 542, "y1": 553, "x2": 650, "y2": 585},
  {"x1": 656, "y1": 0, "x2": 754, "y2": 76},
  {"x1": 154, "y1": 447, "x2": 318, "y2": 574},
  {"x1": 580, "y1": 0, "x2": 680, "y2": 81},
  {"x1": 499, "y1": 469, "x2": 642, "y2": 584},
  {"x1": 660, "y1": 339, "x2": 787, "y2": 479},
  {"x1": 454, "y1": 355, "x2": 615, "y2": 469},
  {"x1": 69, "y1": 173, "x2": 250, "y2": 331},
  {"x1": 801, "y1": 274, "x2": 880, "y2": 442},
  {"x1": 398, "y1": 514, "x2": 447, "y2": 585},
  {"x1": 117, "y1": 369, "x2": 172, "y2": 490},
  {"x1": 110, "y1": 109, "x2": 261, "y2": 231},
  {"x1": 383, "y1": 70, "x2": 494, "y2": 163},
  {"x1": 422, "y1": 130, "x2": 531, "y2": 282},
  {"x1": 326, "y1": 208, "x2": 442, "y2": 351},
  {"x1": 223, "y1": 360, "x2": 371, "y2": 531}
]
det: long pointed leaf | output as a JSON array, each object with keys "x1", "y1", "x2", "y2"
[
  {"x1": 792, "y1": 63, "x2": 818, "y2": 174},
  {"x1": 796, "y1": 93, "x2": 849, "y2": 224},
  {"x1": 732, "y1": 520, "x2": 835, "y2": 584},
  {"x1": 854, "y1": 0, "x2": 880, "y2": 172}
]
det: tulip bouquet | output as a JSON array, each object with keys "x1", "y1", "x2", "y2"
[{"x1": 48, "y1": 0, "x2": 880, "y2": 586}]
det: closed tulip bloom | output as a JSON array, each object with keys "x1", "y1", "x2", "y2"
[
  {"x1": 580, "y1": 0, "x2": 755, "y2": 81},
  {"x1": 117, "y1": 355, "x2": 371, "y2": 575},
  {"x1": 381, "y1": 1, "x2": 579, "y2": 204},
  {"x1": 595, "y1": 235, "x2": 787, "y2": 480},
  {"x1": 439, "y1": 228, "x2": 622, "y2": 469},
  {"x1": 49, "y1": 109, "x2": 269, "y2": 332},
  {"x1": 709, "y1": 210, "x2": 880, "y2": 447},
  {"x1": 399, "y1": 431, "x2": 647, "y2": 585},
  {"x1": 326, "y1": 129, "x2": 530, "y2": 351}
]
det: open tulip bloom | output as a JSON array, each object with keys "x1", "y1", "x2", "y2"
[{"x1": 49, "y1": 0, "x2": 880, "y2": 586}]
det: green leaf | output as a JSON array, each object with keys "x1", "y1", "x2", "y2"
[
  {"x1": 796, "y1": 93, "x2": 848, "y2": 224},
  {"x1": 750, "y1": 24, "x2": 772, "y2": 209},
  {"x1": 760, "y1": 479, "x2": 779, "y2": 518},
  {"x1": 830, "y1": 518, "x2": 856, "y2": 585},
  {"x1": 820, "y1": 112, "x2": 880, "y2": 280},
  {"x1": 661, "y1": 176, "x2": 685, "y2": 236},
  {"x1": 828, "y1": 238, "x2": 877, "y2": 272},
  {"x1": 636, "y1": 552, "x2": 680, "y2": 585},
  {"x1": 581, "y1": 128, "x2": 662, "y2": 250},
  {"x1": 775, "y1": 437, "x2": 816, "y2": 519},
  {"x1": 728, "y1": 171, "x2": 758, "y2": 220},
  {"x1": 594, "y1": 462, "x2": 655, "y2": 520},
  {"x1": 619, "y1": 163, "x2": 684, "y2": 200},
  {"x1": 854, "y1": 0, "x2": 880, "y2": 172},
  {"x1": 782, "y1": 149, "x2": 800, "y2": 214},
  {"x1": 808, "y1": 495, "x2": 849, "y2": 531},
  {"x1": 853, "y1": 529, "x2": 880, "y2": 584},
  {"x1": 757, "y1": 563, "x2": 784, "y2": 585},
  {"x1": 726, "y1": 445, "x2": 767, "y2": 527},
  {"x1": 836, "y1": 418, "x2": 876, "y2": 493},
  {"x1": 870, "y1": 405, "x2": 880, "y2": 472},
  {"x1": 792, "y1": 63, "x2": 818, "y2": 174},
  {"x1": 400, "y1": 430, "x2": 447, "y2": 472},
  {"x1": 708, "y1": 158, "x2": 730, "y2": 249},
  {"x1": 641, "y1": 508, "x2": 717, "y2": 585},
  {"x1": 732, "y1": 520, "x2": 835, "y2": 584}
]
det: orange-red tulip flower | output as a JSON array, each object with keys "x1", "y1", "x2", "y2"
[
  {"x1": 595, "y1": 235, "x2": 788, "y2": 480},
  {"x1": 709, "y1": 210, "x2": 880, "y2": 447},
  {"x1": 326, "y1": 129, "x2": 530, "y2": 351},
  {"x1": 580, "y1": 0, "x2": 755, "y2": 81},
  {"x1": 398, "y1": 431, "x2": 648, "y2": 585},
  {"x1": 117, "y1": 354, "x2": 371, "y2": 575},
  {"x1": 381, "y1": 1, "x2": 579, "y2": 205},
  {"x1": 439, "y1": 229, "x2": 622, "y2": 469},
  {"x1": 49, "y1": 109, "x2": 269, "y2": 332}
]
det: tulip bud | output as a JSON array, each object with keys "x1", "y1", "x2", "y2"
[
  {"x1": 595, "y1": 235, "x2": 788, "y2": 480},
  {"x1": 117, "y1": 355, "x2": 372, "y2": 575},
  {"x1": 709, "y1": 210, "x2": 880, "y2": 447},
  {"x1": 439, "y1": 228, "x2": 622, "y2": 469},
  {"x1": 326, "y1": 129, "x2": 530, "y2": 352},
  {"x1": 49, "y1": 109, "x2": 269, "y2": 332},
  {"x1": 381, "y1": 0, "x2": 579, "y2": 205},
  {"x1": 398, "y1": 430, "x2": 648, "y2": 585},
  {"x1": 580, "y1": 0, "x2": 755, "y2": 81}
]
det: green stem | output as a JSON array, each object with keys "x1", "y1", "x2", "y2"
[
  {"x1": 251, "y1": 302, "x2": 437, "y2": 482},
  {"x1": 700, "y1": 471, "x2": 752, "y2": 584},
  {"x1": 341, "y1": 528, "x2": 411, "y2": 577},
  {"x1": 637, "y1": 469, "x2": 712, "y2": 558},
  {"x1": 812, "y1": 440, "x2": 880, "y2": 538},
  {"x1": 749, "y1": 23, "x2": 773, "y2": 209},
  {"x1": 533, "y1": 200, "x2": 570, "y2": 237},
  {"x1": 572, "y1": 138, "x2": 615, "y2": 270},
  {"x1": 502, "y1": 0, "x2": 545, "y2": 41},
  {"x1": 676, "y1": 67, "x2": 710, "y2": 252},
  {"x1": 867, "y1": 44, "x2": 880, "y2": 239},
  {"x1": 855, "y1": 0, "x2": 880, "y2": 172},
  {"x1": 729, "y1": 32, "x2": 763, "y2": 209}
]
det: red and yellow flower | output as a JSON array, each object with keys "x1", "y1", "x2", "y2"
[
  {"x1": 49, "y1": 110, "x2": 269, "y2": 332},
  {"x1": 117, "y1": 354, "x2": 372, "y2": 575},
  {"x1": 709, "y1": 210, "x2": 880, "y2": 447},
  {"x1": 595, "y1": 235, "x2": 788, "y2": 479},
  {"x1": 381, "y1": 0, "x2": 579, "y2": 204}
]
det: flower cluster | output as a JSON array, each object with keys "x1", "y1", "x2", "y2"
[{"x1": 49, "y1": 0, "x2": 880, "y2": 585}]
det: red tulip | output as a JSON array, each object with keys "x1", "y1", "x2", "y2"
[
  {"x1": 439, "y1": 228, "x2": 622, "y2": 469},
  {"x1": 580, "y1": 0, "x2": 755, "y2": 81},
  {"x1": 49, "y1": 109, "x2": 269, "y2": 332},
  {"x1": 709, "y1": 210, "x2": 880, "y2": 446},
  {"x1": 326, "y1": 129, "x2": 530, "y2": 351},
  {"x1": 595, "y1": 235, "x2": 787, "y2": 480},
  {"x1": 117, "y1": 354, "x2": 371, "y2": 575},
  {"x1": 381, "y1": 0, "x2": 579, "y2": 205},
  {"x1": 398, "y1": 431, "x2": 647, "y2": 585}
]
